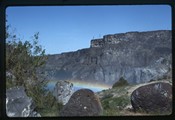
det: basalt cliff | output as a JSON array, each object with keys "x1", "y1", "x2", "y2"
[{"x1": 38, "y1": 30, "x2": 172, "y2": 85}]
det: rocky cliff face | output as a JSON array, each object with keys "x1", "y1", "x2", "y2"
[{"x1": 39, "y1": 30, "x2": 172, "y2": 85}]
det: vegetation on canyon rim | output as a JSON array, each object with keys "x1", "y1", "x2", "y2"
[{"x1": 112, "y1": 77, "x2": 129, "y2": 88}]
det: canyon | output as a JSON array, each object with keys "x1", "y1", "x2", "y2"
[{"x1": 38, "y1": 30, "x2": 172, "y2": 86}]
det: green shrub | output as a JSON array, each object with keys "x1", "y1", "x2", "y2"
[
  {"x1": 103, "y1": 108, "x2": 120, "y2": 116},
  {"x1": 37, "y1": 92, "x2": 63, "y2": 116},
  {"x1": 101, "y1": 94, "x2": 113, "y2": 100},
  {"x1": 112, "y1": 77, "x2": 129, "y2": 88},
  {"x1": 6, "y1": 26, "x2": 63, "y2": 116},
  {"x1": 101, "y1": 95, "x2": 130, "y2": 116},
  {"x1": 102, "y1": 96, "x2": 130, "y2": 109}
]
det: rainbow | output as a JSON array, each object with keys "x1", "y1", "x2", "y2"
[
  {"x1": 47, "y1": 80, "x2": 112, "y2": 92},
  {"x1": 71, "y1": 80, "x2": 111, "y2": 91}
]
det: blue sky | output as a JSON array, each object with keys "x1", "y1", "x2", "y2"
[{"x1": 6, "y1": 5, "x2": 171, "y2": 55}]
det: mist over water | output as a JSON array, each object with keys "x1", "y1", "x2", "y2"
[
  {"x1": 46, "y1": 81, "x2": 110, "y2": 92},
  {"x1": 72, "y1": 86, "x2": 105, "y2": 92}
]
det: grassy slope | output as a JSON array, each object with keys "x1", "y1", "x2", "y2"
[{"x1": 96, "y1": 79, "x2": 172, "y2": 116}]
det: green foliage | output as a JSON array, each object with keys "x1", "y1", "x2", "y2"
[
  {"x1": 6, "y1": 30, "x2": 47, "y2": 87},
  {"x1": 112, "y1": 77, "x2": 129, "y2": 88},
  {"x1": 6, "y1": 26, "x2": 63, "y2": 116},
  {"x1": 102, "y1": 108, "x2": 120, "y2": 116},
  {"x1": 101, "y1": 93, "x2": 113, "y2": 101},
  {"x1": 101, "y1": 95, "x2": 130, "y2": 116},
  {"x1": 102, "y1": 96, "x2": 130, "y2": 109},
  {"x1": 34, "y1": 91, "x2": 63, "y2": 116}
]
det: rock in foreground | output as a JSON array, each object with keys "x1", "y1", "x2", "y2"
[
  {"x1": 53, "y1": 80, "x2": 74, "y2": 105},
  {"x1": 60, "y1": 89, "x2": 103, "y2": 116},
  {"x1": 131, "y1": 82, "x2": 172, "y2": 114},
  {"x1": 6, "y1": 86, "x2": 41, "y2": 117}
]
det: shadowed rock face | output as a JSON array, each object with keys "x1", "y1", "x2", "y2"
[
  {"x1": 59, "y1": 89, "x2": 103, "y2": 116},
  {"x1": 6, "y1": 86, "x2": 41, "y2": 117},
  {"x1": 131, "y1": 82, "x2": 172, "y2": 114},
  {"x1": 53, "y1": 81, "x2": 73, "y2": 105},
  {"x1": 38, "y1": 30, "x2": 172, "y2": 85}
]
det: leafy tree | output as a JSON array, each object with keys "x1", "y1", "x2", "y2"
[
  {"x1": 6, "y1": 26, "x2": 63, "y2": 116},
  {"x1": 112, "y1": 77, "x2": 129, "y2": 88},
  {"x1": 6, "y1": 30, "x2": 46, "y2": 87}
]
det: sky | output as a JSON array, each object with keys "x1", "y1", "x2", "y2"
[{"x1": 6, "y1": 5, "x2": 171, "y2": 55}]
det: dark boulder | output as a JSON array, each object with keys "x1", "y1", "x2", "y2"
[
  {"x1": 131, "y1": 82, "x2": 172, "y2": 114},
  {"x1": 6, "y1": 86, "x2": 41, "y2": 117},
  {"x1": 60, "y1": 89, "x2": 103, "y2": 116}
]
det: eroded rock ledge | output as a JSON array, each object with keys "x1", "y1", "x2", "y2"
[{"x1": 39, "y1": 30, "x2": 172, "y2": 85}]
